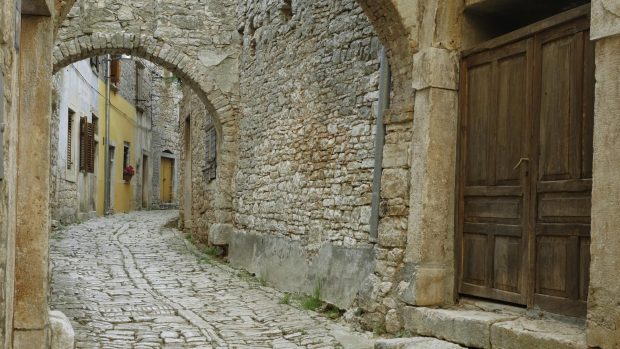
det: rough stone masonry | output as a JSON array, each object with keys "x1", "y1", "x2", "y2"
[{"x1": 180, "y1": 0, "x2": 399, "y2": 323}]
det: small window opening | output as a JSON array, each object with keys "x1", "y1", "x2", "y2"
[
  {"x1": 90, "y1": 56, "x2": 99, "y2": 73},
  {"x1": 205, "y1": 126, "x2": 217, "y2": 181},
  {"x1": 92, "y1": 114, "x2": 99, "y2": 135},
  {"x1": 123, "y1": 142, "x2": 130, "y2": 169}
]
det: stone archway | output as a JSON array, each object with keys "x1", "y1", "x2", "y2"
[
  {"x1": 13, "y1": 0, "x2": 240, "y2": 346},
  {"x1": 52, "y1": 32, "x2": 235, "y2": 127},
  {"x1": 51, "y1": 0, "x2": 242, "y2": 234}
]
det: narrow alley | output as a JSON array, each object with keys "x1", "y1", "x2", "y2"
[{"x1": 49, "y1": 211, "x2": 372, "y2": 348}]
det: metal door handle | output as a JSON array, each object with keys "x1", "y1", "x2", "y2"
[{"x1": 513, "y1": 157, "x2": 530, "y2": 170}]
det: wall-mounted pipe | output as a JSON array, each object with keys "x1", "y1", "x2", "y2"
[{"x1": 369, "y1": 46, "x2": 391, "y2": 242}]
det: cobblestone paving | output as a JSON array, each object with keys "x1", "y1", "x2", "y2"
[{"x1": 50, "y1": 211, "x2": 372, "y2": 349}]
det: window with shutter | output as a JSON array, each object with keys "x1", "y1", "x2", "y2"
[
  {"x1": 87, "y1": 122, "x2": 96, "y2": 173},
  {"x1": 67, "y1": 109, "x2": 75, "y2": 170},
  {"x1": 205, "y1": 126, "x2": 217, "y2": 181},
  {"x1": 123, "y1": 142, "x2": 130, "y2": 169},
  {"x1": 92, "y1": 114, "x2": 99, "y2": 135},
  {"x1": 79, "y1": 116, "x2": 88, "y2": 172}
]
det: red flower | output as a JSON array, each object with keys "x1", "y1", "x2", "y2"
[{"x1": 123, "y1": 165, "x2": 135, "y2": 176}]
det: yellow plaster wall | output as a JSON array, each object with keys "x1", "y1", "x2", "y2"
[{"x1": 96, "y1": 80, "x2": 138, "y2": 215}]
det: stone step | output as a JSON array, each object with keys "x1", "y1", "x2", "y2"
[
  {"x1": 402, "y1": 306, "x2": 586, "y2": 349},
  {"x1": 376, "y1": 338, "x2": 466, "y2": 349}
]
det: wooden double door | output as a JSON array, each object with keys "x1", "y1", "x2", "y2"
[{"x1": 457, "y1": 12, "x2": 593, "y2": 317}]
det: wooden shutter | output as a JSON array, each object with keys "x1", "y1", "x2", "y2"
[
  {"x1": 79, "y1": 117, "x2": 87, "y2": 172},
  {"x1": 86, "y1": 122, "x2": 95, "y2": 173},
  {"x1": 67, "y1": 112, "x2": 73, "y2": 170}
]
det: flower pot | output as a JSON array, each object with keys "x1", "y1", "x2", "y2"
[{"x1": 123, "y1": 174, "x2": 133, "y2": 182}]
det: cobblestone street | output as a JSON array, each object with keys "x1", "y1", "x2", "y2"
[{"x1": 50, "y1": 211, "x2": 373, "y2": 349}]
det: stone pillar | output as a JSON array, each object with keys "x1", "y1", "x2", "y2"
[
  {"x1": 587, "y1": 3, "x2": 620, "y2": 348},
  {"x1": 395, "y1": 0, "x2": 462, "y2": 307},
  {"x1": 14, "y1": 13, "x2": 53, "y2": 349},
  {"x1": 398, "y1": 47, "x2": 460, "y2": 306}
]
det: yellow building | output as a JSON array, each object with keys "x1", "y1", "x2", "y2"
[
  {"x1": 95, "y1": 78, "x2": 142, "y2": 215},
  {"x1": 95, "y1": 58, "x2": 157, "y2": 215}
]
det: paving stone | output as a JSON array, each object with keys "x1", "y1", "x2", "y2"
[{"x1": 50, "y1": 211, "x2": 372, "y2": 348}]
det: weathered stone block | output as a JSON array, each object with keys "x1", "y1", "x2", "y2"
[
  {"x1": 229, "y1": 232, "x2": 375, "y2": 308},
  {"x1": 411, "y1": 47, "x2": 459, "y2": 91},
  {"x1": 490, "y1": 318, "x2": 586, "y2": 349},
  {"x1": 592, "y1": 0, "x2": 620, "y2": 40},
  {"x1": 402, "y1": 307, "x2": 517, "y2": 349},
  {"x1": 397, "y1": 266, "x2": 454, "y2": 306},
  {"x1": 377, "y1": 217, "x2": 407, "y2": 247},
  {"x1": 14, "y1": 329, "x2": 47, "y2": 349},
  {"x1": 383, "y1": 143, "x2": 409, "y2": 168},
  {"x1": 381, "y1": 169, "x2": 409, "y2": 199},
  {"x1": 208, "y1": 223, "x2": 232, "y2": 246},
  {"x1": 49, "y1": 310, "x2": 75, "y2": 349}
]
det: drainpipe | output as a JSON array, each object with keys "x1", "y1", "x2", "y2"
[
  {"x1": 369, "y1": 46, "x2": 391, "y2": 242},
  {"x1": 104, "y1": 54, "x2": 112, "y2": 215}
]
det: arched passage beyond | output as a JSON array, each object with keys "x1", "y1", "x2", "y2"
[{"x1": 53, "y1": 33, "x2": 235, "y2": 128}]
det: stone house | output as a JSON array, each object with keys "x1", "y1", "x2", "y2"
[
  {"x1": 50, "y1": 59, "x2": 100, "y2": 224},
  {"x1": 0, "y1": 0, "x2": 620, "y2": 348}
]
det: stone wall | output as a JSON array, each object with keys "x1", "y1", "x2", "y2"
[
  {"x1": 179, "y1": 86, "x2": 221, "y2": 238},
  {"x1": 50, "y1": 60, "x2": 99, "y2": 225},
  {"x1": 221, "y1": 0, "x2": 381, "y2": 308},
  {"x1": 150, "y1": 68, "x2": 182, "y2": 209},
  {"x1": 236, "y1": 0, "x2": 380, "y2": 248}
]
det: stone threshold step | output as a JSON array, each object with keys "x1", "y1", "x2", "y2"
[
  {"x1": 376, "y1": 337, "x2": 466, "y2": 348},
  {"x1": 402, "y1": 306, "x2": 586, "y2": 349}
]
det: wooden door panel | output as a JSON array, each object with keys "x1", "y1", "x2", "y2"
[
  {"x1": 536, "y1": 236, "x2": 570, "y2": 297},
  {"x1": 462, "y1": 233, "x2": 487, "y2": 286},
  {"x1": 496, "y1": 53, "x2": 527, "y2": 185},
  {"x1": 459, "y1": 40, "x2": 529, "y2": 304},
  {"x1": 465, "y1": 63, "x2": 493, "y2": 186},
  {"x1": 538, "y1": 36, "x2": 574, "y2": 181},
  {"x1": 465, "y1": 196, "x2": 522, "y2": 222},
  {"x1": 493, "y1": 236, "x2": 522, "y2": 293},
  {"x1": 533, "y1": 25, "x2": 592, "y2": 317},
  {"x1": 537, "y1": 193, "x2": 591, "y2": 222}
]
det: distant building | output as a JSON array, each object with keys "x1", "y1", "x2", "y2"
[{"x1": 51, "y1": 56, "x2": 181, "y2": 224}]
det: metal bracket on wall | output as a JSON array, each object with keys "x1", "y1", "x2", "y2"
[{"x1": 0, "y1": 70, "x2": 4, "y2": 180}]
